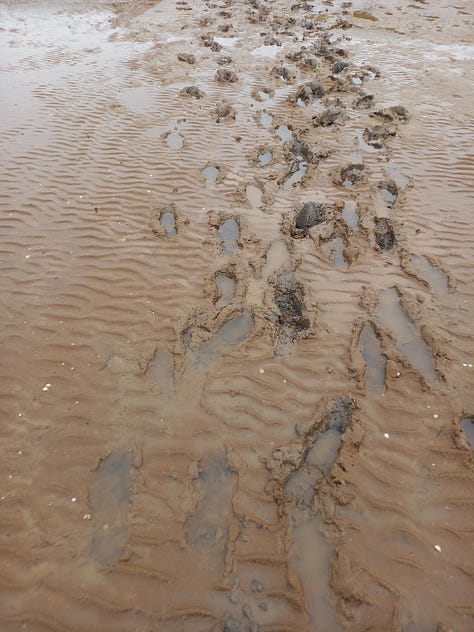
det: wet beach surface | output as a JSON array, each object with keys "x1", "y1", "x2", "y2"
[{"x1": 0, "y1": 0, "x2": 473, "y2": 630}]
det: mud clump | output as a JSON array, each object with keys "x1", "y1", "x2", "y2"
[
  {"x1": 355, "y1": 93, "x2": 374, "y2": 109},
  {"x1": 216, "y1": 68, "x2": 238, "y2": 83},
  {"x1": 313, "y1": 107, "x2": 345, "y2": 127},
  {"x1": 181, "y1": 85, "x2": 205, "y2": 99},
  {"x1": 322, "y1": 396, "x2": 355, "y2": 433},
  {"x1": 177, "y1": 52, "x2": 195, "y2": 64},
  {"x1": 338, "y1": 163, "x2": 365, "y2": 187},
  {"x1": 274, "y1": 274, "x2": 310, "y2": 340},
  {"x1": 332, "y1": 60, "x2": 348, "y2": 74},
  {"x1": 292, "y1": 202, "x2": 327, "y2": 236},
  {"x1": 374, "y1": 105, "x2": 409, "y2": 123},
  {"x1": 364, "y1": 124, "x2": 395, "y2": 148},
  {"x1": 273, "y1": 65, "x2": 292, "y2": 82},
  {"x1": 353, "y1": 10, "x2": 378, "y2": 22},
  {"x1": 289, "y1": 138, "x2": 313, "y2": 163},
  {"x1": 202, "y1": 35, "x2": 222, "y2": 52},
  {"x1": 374, "y1": 217, "x2": 395, "y2": 251},
  {"x1": 290, "y1": 81, "x2": 324, "y2": 105},
  {"x1": 214, "y1": 103, "x2": 236, "y2": 122}
]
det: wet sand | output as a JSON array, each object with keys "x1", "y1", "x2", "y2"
[{"x1": 0, "y1": 0, "x2": 473, "y2": 630}]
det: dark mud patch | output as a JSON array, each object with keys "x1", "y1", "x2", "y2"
[
  {"x1": 289, "y1": 81, "x2": 325, "y2": 105},
  {"x1": 185, "y1": 450, "x2": 237, "y2": 555},
  {"x1": 359, "y1": 322, "x2": 386, "y2": 393},
  {"x1": 195, "y1": 312, "x2": 254, "y2": 367},
  {"x1": 337, "y1": 163, "x2": 365, "y2": 187},
  {"x1": 364, "y1": 125, "x2": 395, "y2": 149},
  {"x1": 218, "y1": 218, "x2": 240, "y2": 256},
  {"x1": 373, "y1": 105, "x2": 409, "y2": 123},
  {"x1": 216, "y1": 68, "x2": 238, "y2": 83},
  {"x1": 273, "y1": 65, "x2": 293, "y2": 82},
  {"x1": 332, "y1": 60, "x2": 348, "y2": 74},
  {"x1": 273, "y1": 274, "x2": 311, "y2": 342},
  {"x1": 374, "y1": 217, "x2": 395, "y2": 251},
  {"x1": 214, "y1": 103, "x2": 236, "y2": 122},
  {"x1": 355, "y1": 93, "x2": 374, "y2": 109},
  {"x1": 177, "y1": 52, "x2": 195, "y2": 64},
  {"x1": 312, "y1": 107, "x2": 346, "y2": 127},
  {"x1": 180, "y1": 85, "x2": 205, "y2": 99},
  {"x1": 89, "y1": 447, "x2": 133, "y2": 566}
]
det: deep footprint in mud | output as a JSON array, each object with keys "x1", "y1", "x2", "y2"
[
  {"x1": 274, "y1": 274, "x2": 311, "y2": 342},
  {"x1": 218, "y1": 218, "x2": 239, "y2": 255},
  {"x1": 374, "y1": 217, "x2": 395, "y2": 251},
  {"x1": 202, "y1": 164, "x2": 220, "y2": 187},
  {"x1": 89, "y1": 447, "x2": 133, "y2": 566},
  {"x1": 411, "y1": 255, "x2": 448, "y2": 294},
  {"x1": 461, "y1": 418, "x2": 474, "y2": 449},
  {"x1": 378, "y1": 288, "x2": 436, "y2": 381},
  {"x1": 360, "y1": 322, "x2": 387, "y2": 393},
  {"x1": 215, "y1": 272, "x2": 236, "y2": 309},
  {"x1": 195, "y1": 312, "x2": 254, "y2": 367},
  {"x1": 184, "y1": 450, "x2": 237, "y2": 553}
]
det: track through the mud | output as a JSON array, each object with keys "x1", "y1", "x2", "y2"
[{"x1": 0, "y1": 0, "x2": 473, "y2": 631}]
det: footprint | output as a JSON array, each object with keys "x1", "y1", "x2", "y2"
[
  {"x1": 374, "y1": 217, "x2": 395, "y2": 251},
  {"x1": 218, "y1": 218, "x2": 240, "y2": 255}
]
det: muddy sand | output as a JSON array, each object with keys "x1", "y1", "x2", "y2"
[{"x1": 0, "y1": 0, "x2": 473, "y2": 630}]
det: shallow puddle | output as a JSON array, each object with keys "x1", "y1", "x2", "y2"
[
  {"x1": 411, "y1": 255, "x2": 448, "y2": 294},
  {"x1": 184, "y1": 450, "x2": 237, "y2": 554},
  {"x1": 196, "y1": 312, "x2": 254, "y2": 366},
  {"x1": 275, "y1": 125, "x2": 293, "y2": 143},
  {"x1": 258, "y1": 151, "x2": 272, "y2": 166},
  {"x1": 283, "y1": 162, "x2": 308, "y2": 190},
  {"x1": 218, "y1": 218, "x2": 239, "y2": 256},
  {"x1": 360, "y1": 323, "x2": 386, "y2": 393},
  {"x1": 289, "y1": 517, "x2": 339, "y2": 630},
  {"x1": 332, "y1": 237, "x2": 348, "y2": 269},
  {"x1": 461, "y1": 418, "x2": 474, "y2": 449},
  {"x1": 165, "y1": 130, "x2": 183, "y2": 150},
  {"x1": 202, "y1": 165, "x2": 220, "y2": 187},
  {"x1": 216, "y1": 273, "x2": 236, "y2": 309},
  {"x1": 260, "y1": 112, "x2": 273, "y2": 128},
  {"x1": 89, "y1": 447, "x2": 133, "y2": 566},
  {"x1": 251, "y1": 44, "x2": 280, "y2": 58},
  {"x1": 379, "y1": 185, "x2": 397, "y2": 206},
  {"x1": 146, "y1": 348, "x2": 174, "y2": 396},
  {"x1": 342, "y1": 201, "x2": 359, "y2": 228},
  {"x1": 159, "y1": 211, "x2": 177, "y2": 237},
  {"x1": 378, "y1": 288, "x2": 436, "y2": 381}
]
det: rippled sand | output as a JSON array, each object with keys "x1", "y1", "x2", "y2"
[{"x1": 1, "y1": 0, "x2": 473, "y2": 630}]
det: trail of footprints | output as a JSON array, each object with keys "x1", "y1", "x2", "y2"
[
  {"x1": 141, "y1": 1, "x2": 458, "y2": 628},
  {"x1": 149, "y1": 17, "x2": 448, "y2": 387}
]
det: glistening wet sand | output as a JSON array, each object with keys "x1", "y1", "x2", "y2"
[{"x1": 0, "y1": 0, "x2": 473, "y2": 630}]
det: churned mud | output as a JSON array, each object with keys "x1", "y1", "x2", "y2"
[{"x1": 0, "y1": 0, "x2": 473, "y2": 631}]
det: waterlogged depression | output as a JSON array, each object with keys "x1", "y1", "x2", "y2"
[{"x1": 0, "y1": 0, "x2": 473, "y2": 631}]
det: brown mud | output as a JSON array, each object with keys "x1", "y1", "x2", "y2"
[{"x1": 0, "y1": 0, "x2": 473, "y2": 631}]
